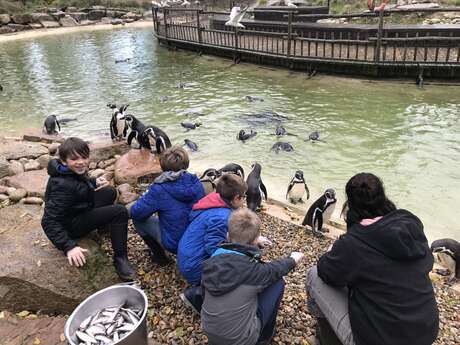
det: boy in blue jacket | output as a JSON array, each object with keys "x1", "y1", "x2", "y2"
[
  {"x1": 177, "y1": 173, "x2": 247, "y2": 311},
  {"x1": 130, "y1": 146, "x2": 205, "y2": 265}
]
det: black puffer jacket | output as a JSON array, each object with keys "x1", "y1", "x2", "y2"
[
  {"x1": 317, "y1": 209, "x2": 439, "y2": 345},
  {"x1": 41, "y1": 159, "x2": 96, "y2": 254}
]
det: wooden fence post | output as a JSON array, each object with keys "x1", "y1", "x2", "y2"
[
  {"x1": 287, "y1": 11, "x2": 293, "y2": 58},
  {"x1": 374, "y1": 9, "x2": 384, "y2": 62},
  {"x1": 197, "y1": 10, "x2": 202, "y2": 43},
  {"x1": 164, "y1": 9, "x2": 168, "y2": 38}
]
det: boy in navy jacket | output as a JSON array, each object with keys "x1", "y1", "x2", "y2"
[{"x1": 130, "y1": 146, "x2": 205, "y2": 265}]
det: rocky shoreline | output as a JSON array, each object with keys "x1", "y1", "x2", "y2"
[
  {"x1": 0, "y1": 5, "x2": 150, "y2": 35},
  {"x1": 0, "y1": 133, "x2": 458, "y2": 344}
]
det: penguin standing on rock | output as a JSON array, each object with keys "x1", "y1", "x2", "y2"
[
  {"x1": 43, "y1": 115, "x2": 61, "y2": 135},
  {"x1": 431, "y1": 238, "x2": 460, "y2": 282},
  {"x1": 200, "y1": 168, "x2": 220, "y2": 195},
  {"x1": 286, "y1": 170, "x2": 310, "y2": 204},
  {"x1": 139, "y1": 126, "x2": 172, "y2": 154},
  {"x1": 302, "y1": 189, "x2": 337, "y2": 236},
  {"x1": 246, "y1": 163, "x2": 267, "y2": 212},
  {"x1": 108, "y1": 103, "x2": 129, "y2": 141},
  {"x1": 124, "y1": 115, "x2": 147, "y2": 149},
  {"x1": 218, "y1": 163, "x2": 245, "y2": 179}
]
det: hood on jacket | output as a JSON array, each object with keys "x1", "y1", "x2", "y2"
[
  {"x1": 192, "y1": 192, "x2": 229, "y2": 211},
  {"x1": 157, "y1": 172, "x2": 204, "y2": 203},
  {"x1": 202, "y1": 243, "x2": 261, "y2": 296},
  {"x1": 47, "y1": 159, "x2": 73, "y2": 177},
  {"x1": 349, "y1": 209, "x2": 429, "y2": 261}
]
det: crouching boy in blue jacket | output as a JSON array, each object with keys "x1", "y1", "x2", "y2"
[
  {"x1": 130, "y1": 146, "x2": 205, "y2": 265},
  {"x1": 201, "y1": 209, "x2": 304, "y2": 345}
]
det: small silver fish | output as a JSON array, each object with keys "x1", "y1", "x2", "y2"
[
  {"x1": 106, "y1": 323, "x2": 116, "y2": 336},
  {"x1": 79, "y1": 315, "x2": 93, "y2": 330},
  {"x1": 85, "y1": 324, "x2": 105, "y2": 337},
  {"x1": 95, "y1": 334, "x2": 112, "y2": 344},
  {"x1": 75, "y1": 330, "x2": 97, "y2": 344},
  {"x1": 117, "y1": 323, "x2": 135, "y2": 332},
  {"x1": 113, "y1": 332, "x2": 119, "y2": 342}
]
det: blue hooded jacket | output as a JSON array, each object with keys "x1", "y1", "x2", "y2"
[
  {"x1": 130, "y1": 171, "x2": 205, "y2": 253},
  {"x1": 177, "y1": 192, "x2": 232, "y2": 285}
]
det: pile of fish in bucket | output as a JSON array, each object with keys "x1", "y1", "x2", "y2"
[{"x1": 75, "y1": 305, "x2": 143, "y2": 344}]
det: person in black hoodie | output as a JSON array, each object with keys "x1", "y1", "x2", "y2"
[
  {"x1": 306, "y1": 172, "x2": 439, "y2": 345},
  {"x1": 41, "y1": 137, "x2": 135, "y2": 281}
]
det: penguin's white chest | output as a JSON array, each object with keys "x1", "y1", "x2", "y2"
[
  {"x1": 116, "y1": 114, "x2": 125, "y2": 137},
  {"x1": 289, "y1": 183, "x2": 305, "y2": 200},
  {"x1": 322, "y1": 202, "x2": 336, "y2": 223}
]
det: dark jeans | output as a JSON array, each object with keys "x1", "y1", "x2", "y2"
[
  {"x1": 68, "y1": 186, "x2": 129, "y2": 257},
  {"x1": 256, "y1": 279, "x2": 285, "y2": 343}
]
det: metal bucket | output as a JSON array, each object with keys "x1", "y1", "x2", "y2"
[{"x1": 64, "y1": 284, "x2": 148, "y2": 345}]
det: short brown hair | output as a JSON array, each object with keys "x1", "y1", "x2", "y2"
[
  {"x1": 228, "y1": 208, "x2": 261, "y2": 244},
  {"x1": 159, "y1": 146, "x2": 189, "y2": 172},
  {"x1": 59, "y1": 137, "x2": 90, "y2": 161},
  {"x1": 216, "y1": 174, "x2": 247, "y2": 201}
]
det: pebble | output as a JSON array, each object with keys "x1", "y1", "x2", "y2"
[
  {"x1": 37, "y1": 154, "x2": 51, "y2": 169},
  {"x1": 8, "y1": 188, "x2": 27, "y2": 202},
  {"x1": 24, "y1": 161, "x2": 41, "y2": 172}
]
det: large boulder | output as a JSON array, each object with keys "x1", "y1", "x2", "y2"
[
  {"x1": 4, "y1": 169, "x2": 48, "y2": 198},
  {"x1": 0, "y1": 205, "x2": 120, "y2": 314},
  {"x1": 0, "y1": 139, "x2": 48, "y2": 160},
  {"x1": 89, "y1": 140, "x2": 130, "y2": 162},
  {"x1": 31, "y1": 12, "x2": 55, "y2": 23},
  {"x1": 0, "y1": 14, "x2": 11, "y2": 25},
  {"x1": 68, "y1": 12, "x2": 88, "y2": 22},
  {"x1": 0, "y1": 311, "x2": 66, "y2": 345},
  {"x1": 59, "y1": 15, "x2": 79, "y2": 27},
  {"x1": 88, "y1": 10, "x2": 106, "y2": 21},
  {"x1": 5, "y1": 23, "x2": 30, "y2": 32},
  {"x1": 11, "y1": 14, "x2": 33, "y2": 24},
  {"x1": 114, "y1": 149, "x2": 162, "y2": 185},
  {"x1": 40, "y1": 20, "x2": 60, "y2": 28}
]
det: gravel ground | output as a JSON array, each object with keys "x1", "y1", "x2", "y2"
[{"x1": 103, "y1": 212, "x2": 459, "y2": 345}]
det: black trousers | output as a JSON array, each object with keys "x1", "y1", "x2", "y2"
[{"x1": 69, "y1": 186, "x2": 129, "y2": 257}]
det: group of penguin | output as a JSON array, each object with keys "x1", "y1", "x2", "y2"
[{"x1": 200, "y1": 162, "x2": 337, "y2": 237}]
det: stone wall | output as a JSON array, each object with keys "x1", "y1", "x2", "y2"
[{"x1": 0, "y1": 5, "x2": 150, "y2": 34}]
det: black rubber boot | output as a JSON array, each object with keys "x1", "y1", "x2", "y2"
[
  {"x1": 142, "y1": 235, "x2": 171, "y2": 266},
  {"x1": 317, "y1": 318, "x2": 343, "y2": 345},
  {"x1": 110, "y1": 222, "x2": 135, "y2": 281}
]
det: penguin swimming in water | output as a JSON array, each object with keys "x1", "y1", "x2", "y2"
[
  {"x1": 302, "y1": 189, "x2": 337, "y2": 236},
  {"x1": 184, "y1": 139, "x2": 198, "y2": 151},
  {"x1": 245, "y1": 95, "x2": 264, "y2": 102},
  {"x1": 271, "y1": 142, "x2": 294, "y2": 153},
  {"x1": 200, "y1": 168, "x2": 220, "y2": 195},
  {"x1": 124, "y1": 115, "x2": 147, "y2": 149},
  {"x1": 431, "y1": 238, "x2": 460, "y2": 282},
  {"x1": 286, "y1": 170, "x2": 310, "y2": 204},
  {"x1": 43, "y1": 115, "x2": 61, "y2": 135},
  {"x1": 108, "y1": 103, "x2": 129, "y2": 141},
  {"x1": 275, "y1": 125, "x2": 287, "y2": 136},
  {"x1": 181, "y1": 122, "x2": 202, "y2": 131},
  {"x1": 218, "y1": 163, "x2": 244, "y2": 179},
  {"x1": 139, "y1": 126, "x2": 172, "y2": 154},
  {"x1": 237, "y1": 129, "x2": 257, "y2": 142},
  {"x1": 246, "y1": 162, "x2": 268, "y2": 212}
]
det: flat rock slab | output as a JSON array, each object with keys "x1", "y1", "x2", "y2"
[
  {"x1": 0, "y1": 311, "x2": 66, "y2": 345},
  {"x1": 0, "y1": 139, "x2": 48, "y2": 160},
  {"x1": 89, "y1": 140, "x2": 130, "y2": 163},
  {"x1": 4, "y1": 169, "x2": 48, "y2": 198},
  {"x1": 114, "y1": 149, "x2": 162, "y2": 185},
  {"x1": 0, "y1": 205, "x2": 120, "y2": 315},
  {"x1": 23, "y1": 129, "x2": 64, "y2": 144}
]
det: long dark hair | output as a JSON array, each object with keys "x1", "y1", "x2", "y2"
[{"x1": 345, "y1": 173, "x2": 396, "y2": 226}]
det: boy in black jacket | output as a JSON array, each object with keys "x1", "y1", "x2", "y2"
[{"x1": 201, "y1": 208, "x2": 304, "y2": 345}]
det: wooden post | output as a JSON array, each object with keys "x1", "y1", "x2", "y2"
[
  {"x1": 374, "y1": 9, "x2": 384, "y2": 62},
  {"x1": 234, "y1": 27, "x2": 239, "y2": 63},
  {"x1": 287, "y1": 12, "x2": 292, "y2": 58},
  {"x1": 164, "y1": 9, "x2": 168, "y2": 38},
  {"x1": 197, "y1": 10, "x2": 202, "y2": 43}
]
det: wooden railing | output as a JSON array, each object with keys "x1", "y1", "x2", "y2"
[{"x1": 152, "y1": 7, "x2": 460, "y2": 68}]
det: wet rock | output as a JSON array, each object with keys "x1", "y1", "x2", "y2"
[
  {"x1": 101, "y1": 17, "x2": 112, "y2": 24},
  {"x1": 0, "y1": 157, "x2": 9, "y2": 179},
  {"x1": 79, "y1": 19, "x2": 97, "y2": 26},
  {"x1": 122, "y1": 12, "x2": 142, "y2": 21},
  {"x1": 23, "y1": 197, "x2": 44, "y2": 205},
  {"x1": 123, "y1": 18, "x2": 135, "y2": 24},
  {"x1": 5, "y1": 23, "x2": 30, "y2": 32},
  {"x1": 0, "y1": 14, "x2": 11, "y2": 25},
  {"x1": 0, "y1": 139, "x2": 48, "y2": 160},
  {"x1": 8, "y1": 188, "x2": 27, "y2": 202},
  {"x1": 114, "y1": 149, "x2": 162, "y2": 185},
  {"x1": 89, "y1": 168, "x2": 105, "y2": 179},
  {"x1": 37, "y1": 154, "x2": 52, "y2": 169},
  {"x1": 89, "y1": 140, "x2": 130, "y2": 163},
  {"x1": 29, "y1": 22, "x2": 43, "y2": 29},
  {"x1": 88, "y1": 10, "x2": 106, "y2": 21},
  {"x1": 11, "y1": 14, "x2": 33, "y2": 24},
  {"x1": 59, "y1": 15, "x2": 79, "y2": 27},
  {"x1": 8, "y1": 159, "x2": 25, "y2": 177},
  {"x1": 0, "y1": 26, "x2": 14, "y2": 34},
  {"x1": 40, "y1": 20, "x2": 60, "y2": 28},
  {"x1": 4, "y1": 169, "x2": 48, "y2": 198},
  {"x1": 68, "y1": 12, "x2": 88, "y2": 22},
  {"x1": 31, "y1": 13, "x2": 54, "y2": 23},
  {"x1": 111, "y1": 18, "x2": 124, "y2": 25},
  {"x1": 24, "y1": 160, "x2": 41, "y2": 172},
  {"x1": 0, "y1": 311, "x2": 66, "y2": 345},
  {"x1": 48, "y1": 143, "x2": 60, "y2": 155},
  {"x1": 0, "y1": 205, "x2": 120, "y2": 315}
]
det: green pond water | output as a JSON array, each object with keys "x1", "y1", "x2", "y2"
[{"x1": 1, "y1": 27, "x2": 459, "y2": 242}]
